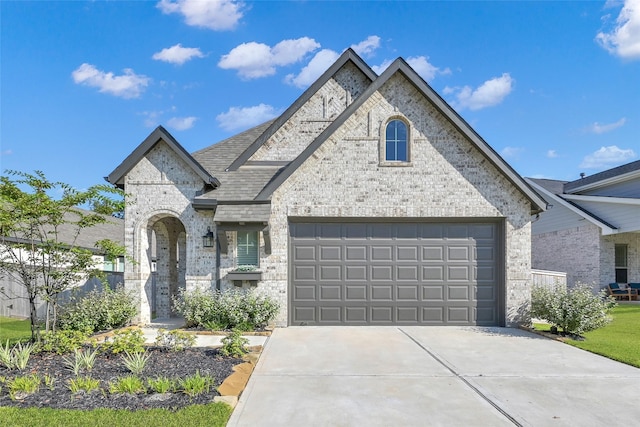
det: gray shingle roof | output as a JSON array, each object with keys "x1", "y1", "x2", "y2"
[
  {"x1": 564, "y1": 159, "x2": 640, "y2": 192},
  {"x1": 213, "y1": 204, "x2": 271, "y2": 223},
  {"x1": 527, "y1": 178, "x2": 567, "y2": 195}
]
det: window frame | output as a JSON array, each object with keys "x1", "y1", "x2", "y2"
[
  {"x1": 236, "y1": 231, "x2": 260, "y2": 268},
  {"x1": 615, "y1": 244, "x2": 628, "y2": 283},
  {"x1": 380, "y1": 116, "x2": 412, "y2": 166}
]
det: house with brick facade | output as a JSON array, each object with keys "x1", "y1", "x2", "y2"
[
  {"x1": 107, "y1": 49, "x2": 545, "y2": 327},
  {"x1": 527, "y1": 160, "x2": 640, "y2": 291}
]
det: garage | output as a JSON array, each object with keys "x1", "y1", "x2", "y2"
[{"x1": 289, "y1": 221, "x2": 503, "y2": 326}]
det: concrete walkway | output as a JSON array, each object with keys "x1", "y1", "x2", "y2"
[{"x1": 228, "y1": 326, "x2": 640, "y2": 426}]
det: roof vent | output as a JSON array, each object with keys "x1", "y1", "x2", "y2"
[{"x1": 580, "y1": 172, "x2": 586, "y2": 179}]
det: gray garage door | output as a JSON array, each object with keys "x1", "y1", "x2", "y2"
[{"x1": 289, "y1": 221, "x2": 502, "y2": 326}]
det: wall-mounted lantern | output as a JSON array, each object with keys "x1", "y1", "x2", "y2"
[{"x1": 202, "y1": 227, "x2": 215, "y2": 248}]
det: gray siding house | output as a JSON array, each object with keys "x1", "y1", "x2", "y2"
[
  {"x1": 528, "y1": 159, "x2": 640, "y2": 291},
  {"x1": 107, "y1": 50, "x2": 545, "y2": 327}
]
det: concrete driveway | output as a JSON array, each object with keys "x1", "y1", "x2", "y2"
[{"x1": 227, "y1": 327, "x2": 640, "y2": 426}]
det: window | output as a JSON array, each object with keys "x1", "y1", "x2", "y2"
[
  {"x1": 615, "y1": 244, "x2": 628, "y2": 283},
  {"x1": 385, "y1": 119, "x2": 408, "y2": 162},
  {"x1": 237, "y1": 231, "x2": 259, "y2": 267}
]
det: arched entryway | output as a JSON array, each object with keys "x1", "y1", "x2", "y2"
[{"x1": 145, "y1": 214, "x2": 186, "y2": 319}]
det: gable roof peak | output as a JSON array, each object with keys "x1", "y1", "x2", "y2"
[
  {"x1": 107, "y1": 125, "x2": 220, "y2": 189},
  {"x1": 226, "y1": 48, "x2": 377, "y2": 171}
]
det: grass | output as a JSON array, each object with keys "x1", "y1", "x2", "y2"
[
  {"x1": 0, "y1": 403, "x2": 233, "y2": 427},
  {"x1": 534, "y1": 304, "x2": 640, "y2": 368},
  {"x1": 0, "y1": 317, "x2": 32, "y2": 344}
]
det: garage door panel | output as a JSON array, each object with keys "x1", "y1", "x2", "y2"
[
  {"x1": 346, "y1": 285, "x2": 367, "y2": 300},
  {"x1": 294, "y1": 265, "x2": 316, "y2": 280},
  {"x1": 448, "y1": 285, "x2": 470, "y2": 300},
  {"x1": 423, "y1": 285, "x2": 444, "y2": 300},
  {"x1": 397, "y1": 265, "x2": 418, "y2": 280},
  {"x1": 320, "y1": 246, "x2": 341, "y2": 260},
  {"x1": 397, "y1": 285, "x2": 418, "y2": 301},
  {"x1": 319, "y1": 286, "x2": 341, "y2": 301},
  {"x1": 294, "y1": 246, "x2": 316, "y2": 261},
  {"x1": 346, "y1": 265, "x2": 367, "y2": 280},
  {"x1": 448, "y1": 266, "x2": 470, "y2": 281},
  {"x1": 319, "y1": 307, "x2": 341, "y2": 322},
  {"x1": 371, "y1": 307, "x2": 393, "y2": 322},
  {"x1": 423, "y1": 266, "x2": 444, "y2": 281},
  {"x1": 346, "y1": 307, "x2": 367, "y2": 322},
  {"x1": 346, "y1": 246, "x2": 367, "y2": 261},
  {"x1": 320, "y1": 265, "x2": 341, "y2": 280},
  {"x1": 290, "y1": 221, "x2": 501, "y2": 326},
  {"x1": 371, "y1": 265, "x2": 392, "y2": 280},
  {"x1": 371, "y1": 285, "x2": 393, "y2": 301}
]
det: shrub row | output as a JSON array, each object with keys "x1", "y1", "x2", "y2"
[
  {"x1": 173, "y1": 288, "x2": 279, "y2": 330},
  {"x1": 57, "y1": 286, "x2": 137, "y2": 334}
]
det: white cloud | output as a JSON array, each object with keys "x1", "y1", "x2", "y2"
[
  {"x1": 284, "y1": 49, "x2": 340, "y2": 88},
  {"x1": 0, "y1": 149, "x2": 12, "y2": 156},
  {"x1": 157, "y1": 0, "x2": 245, "y2": 31},
  {"x1": 596, "y1": 0, "x2": 640, "y2": 59},
  {"x1": 546, "y1": 150, "x2": 558, "y2": 158},
  {"x1": 500, "y1": 146, "x2": 524, "y2": 159},
  {"x1": 446, "y1": 73, "x2": 514, "y2": 110},
  {"x1": 218, "y1": 37, "x2": 320, "y2": 79},
  {"x1": 216, "y1": 103, "x2": 281, "y2": 131},
  {"x1": 580, "y1": 145, "x2": 637, "y2": 168},
  {"x1": 350, "y1": 35, "x2": 380, "y2": 57},
  {"x1": 585, "y1": 117, "x2": 627, "y2": 134},
  {"x1": 71, "y1": 63, "x2": 150, "y2": 98},
  {"x1": 167, "y1": 116, "x2": 197, "y2": 130},
  {"x1": 152, "y1": 44, "x2": 205, "y2": 65},
  {"x1": 372, "y1": 56, "x2": 450, "y2": 81}
]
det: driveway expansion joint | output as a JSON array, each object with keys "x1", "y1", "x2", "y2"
[{"x1": 398, "y1": 327, "x2": 523, "y2": 427}]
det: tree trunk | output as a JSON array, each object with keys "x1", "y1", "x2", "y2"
[{"x1": 28, "y1": 293, "x2": 39, "y2": 343}]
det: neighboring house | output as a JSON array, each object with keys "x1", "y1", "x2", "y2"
[
  {"x1": 0, "y1": 209, "x2": 125, "y2": 318},
  {"x1": 107, "y1": 49, "x2": 545, "y2": 327},
  {"x1": 527, "y1": 159, "x2": 640, "y2": 291}
]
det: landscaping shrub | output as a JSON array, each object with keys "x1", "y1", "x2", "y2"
[
  {"x1": 37, "y1": 329, "x2": 90, "y2": 355},
  {"x1": 173, "y1": 288, "x2": 279, "y2": 330},
  {"x1": 100, "y1": 329, "x2": 145, "y2": 355},
  {"x1": 219, "y1": 329, "x2": 249, "y2": 357},
  {"x1": 531, "y1": 282, "x2": 616, "y2": 336},
  {"x1": 57, "y1": 285, "x2": 137, "y2": 333},
  {"x1": 155, "y1": 329, "x2": 196, "y2": 351}
]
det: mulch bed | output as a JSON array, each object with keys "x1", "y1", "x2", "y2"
[{"x1": 0, "y1": 347, "x2": 242, "y2": 411}]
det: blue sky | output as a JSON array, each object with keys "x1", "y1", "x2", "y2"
[{"x1": 2, "y1": 0, "x2": 639, "y2": 192}]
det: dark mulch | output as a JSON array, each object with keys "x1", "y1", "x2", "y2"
[{"x1": 0, "y1": 347, "x2": 243, "y2": 411}]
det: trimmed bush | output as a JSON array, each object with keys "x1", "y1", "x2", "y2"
[
  {"x1": 173, "y1": 288, "x2": 279, "y2": 330},
  {"x1": 531, "y1": 282, "x2": 616, "y2": 336},
  {"x1": 58, "y1": 285, "x2": 137, "y2": 333}
]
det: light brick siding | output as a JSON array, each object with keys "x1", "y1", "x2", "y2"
[
  {"x1": 261, "y1": 73, "x2": 532, "y2": 326},
  {"x1": 124, "y1": 142, "x2": 216, "y2": 323},
  {"x1": 533, "y1": 224, "x2": 640, "y2": 292},
  {"x1": 249, "y1": 62, "x2": 371, "y2": 162},
  {"x1": 532, "y1": 224, "x2": 601, "y2": 291}
]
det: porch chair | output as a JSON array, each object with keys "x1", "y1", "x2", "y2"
[
  {"x1": 628, "y1": 283, "x2": 640, "y2": 293},
  {"x1": 607, "y1": 283, "x2": 638, "y2": 301}
]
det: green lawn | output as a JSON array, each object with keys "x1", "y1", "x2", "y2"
[
  {"x1": 535, "y1": 304, "x2": 640, "y2": 368},
  {"x1": 0, "y1": 403, "x2": 232, "y2": 427},
  {"x1": 0, "y1": 316, "x2": 32, "y2": 344}
]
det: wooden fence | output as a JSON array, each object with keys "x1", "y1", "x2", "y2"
[
  {"x1": 0, "y1": 272, "x2": 124, "y2": 319},
  {"x1": 531, "y1": 269, "x2": 567, "y2": 290}
]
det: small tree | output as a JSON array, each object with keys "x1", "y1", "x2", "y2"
[
  {"x1": 0, "y1": 170, "x2": 125, "y2": 341},
  {"x1": 531, "y1": 282, "x2": 616, "y2": 336}
]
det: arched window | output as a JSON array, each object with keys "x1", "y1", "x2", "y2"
[{"x1": 385, "y1": 119, "x2": 408, "y2": 162}]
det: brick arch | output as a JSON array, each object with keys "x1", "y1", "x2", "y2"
[{"x1": 135, "y1": 210, "x2": 187, "y2": 321}]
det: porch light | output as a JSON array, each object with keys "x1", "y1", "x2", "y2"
[{"x1": 202, "y1": 227, "x2": 215, "y2": 248}]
